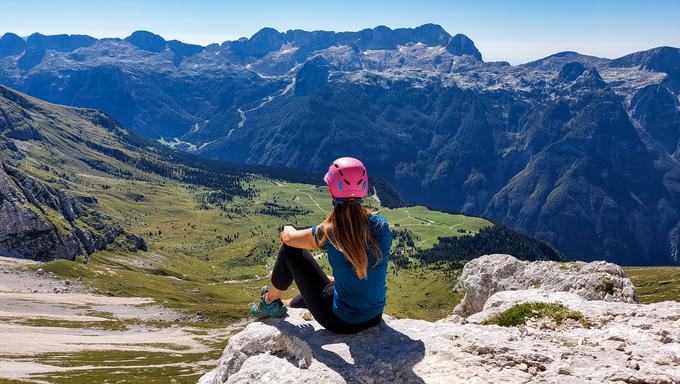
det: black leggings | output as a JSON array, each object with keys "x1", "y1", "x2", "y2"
[{"x1": 271, "y1": 244, "x2": 382, "y2": 334}]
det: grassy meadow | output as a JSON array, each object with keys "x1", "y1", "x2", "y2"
[
  {"x1": 623, "y1": 266, "x2": 680, "y2": 303},
  {"x1": 37, "y1": 175, "x2": 490, "y2": 323}
]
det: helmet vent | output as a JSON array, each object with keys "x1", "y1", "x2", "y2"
[
  {"x1": 362, "y1": 170, "x2": 366, "y2": 176},
  {"x1": 343, "y1": 179, "x2": 351, "y2": 185},
  {"x1": 333, "y1": 163, "x2": 339, "y2": 168},
  {"x1": 357, "y1": 178, "x2": 363, "y2": 185},
  {"x1": 338, "y1": 169, "x2": 344, "y2": 176}
]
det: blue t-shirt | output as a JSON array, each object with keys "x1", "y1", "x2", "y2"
[{"x1": 312, "y1": 215, "x2": 392, "y2": 324}]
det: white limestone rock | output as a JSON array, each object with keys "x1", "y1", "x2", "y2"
[
  {"x1": 199, "y1": 256, "x2": 678, "y2": 384},
  {"x1": 453, "y1": 254, "x2": 639, "y2": 317},
  {"x1": 200, "y1": 300, "x2": 680, "y2": 384}
]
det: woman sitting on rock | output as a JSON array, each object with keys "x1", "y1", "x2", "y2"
[{"x1": 251, "y1": 157, "x2": 392, "y2": 334}]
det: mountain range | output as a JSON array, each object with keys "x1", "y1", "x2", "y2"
[{"x1": 0, "y1": 24, "x2": 678, "y2": 265}]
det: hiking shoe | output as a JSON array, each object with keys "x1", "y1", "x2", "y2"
[{"x1": 250, "y1": 286, "x2": 287, "y2": 319}]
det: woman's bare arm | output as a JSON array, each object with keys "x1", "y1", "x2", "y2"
[{"x1": 280, "y1": 226, "x2": 320, "y2": 250}]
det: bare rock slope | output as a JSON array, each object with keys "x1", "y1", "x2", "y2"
[
  {"x1": 199, "y1": 255, "x2": 680, "y2": 384},
  {"x1": 0, "y1": 162, "x2": 145, "y2": 261}
]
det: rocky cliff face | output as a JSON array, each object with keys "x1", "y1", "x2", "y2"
[
  {"x1": 199, "y1": 255, "x2": 680, "y2": 384},
  {"x1": 0, "y1": 162, "x2": 145, "y2": 261}
]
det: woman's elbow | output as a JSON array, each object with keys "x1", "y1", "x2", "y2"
[{"x1": 280, "y1": 231, "x2": 292, "y2": 244}]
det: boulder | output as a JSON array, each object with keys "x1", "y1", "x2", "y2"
[{"x1": 453, "y1": 254, "x2": 638, "y2": 317}]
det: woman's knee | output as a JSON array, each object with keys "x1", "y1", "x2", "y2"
[{"x1": 279, "y1": 243, "x2": 304, "y2": 260}]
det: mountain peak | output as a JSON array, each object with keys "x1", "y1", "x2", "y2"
[
  {"x1": 0, "y1": 33, "x2": 26, "y2": 57},
  {"x1": 415, "y1": 23, "x2": 448, "y2": 34},
  {"x1": 412, "y1": 23, "x2": 451, "y2": 43},
  {"x1": 609, "y1": 46, "x2": 680, "y2": 79},
  {"x1": 558, "y1": 61, "x2": 587, "y2": 82},
  {"x1": 249, "y1": 26, "x2": 283, "y2": 41},
  {"x1": 446, "y1": 33, "x2": 482, "y2": 61},
  {"x1": 167, "y1": 40, "x2": 204, "y2": 65},
  {"x1": 125, "y1": 30, "x2": 167, "y2": 52},
  {"x1": 231, "y1": 27, "x2": 284, "y2": 57},
  {"x1": 572, "y1": 67, "x2": 607, "y2": 89},
  {"x1": 523, "y1": 51, "x2": 609, "y2": 71},
  {"x1": 26, "y1": 33, "x2": 45, "y2": 44}
]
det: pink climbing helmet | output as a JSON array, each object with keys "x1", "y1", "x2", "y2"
[{"x1": 324, "y1": 157, "x2": 368, "y2": 199}]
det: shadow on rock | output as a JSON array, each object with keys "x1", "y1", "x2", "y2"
[{"x1": 274, "y1": 318, "x2": 426, "y2": 383}]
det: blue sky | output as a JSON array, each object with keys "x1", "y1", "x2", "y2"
[{"x1": 1, "y1": 0, "x2": 678, "y2": 64}]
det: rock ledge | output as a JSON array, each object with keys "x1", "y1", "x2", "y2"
[{"x1": 199, "y1": 256, "x2": 680, "y2": 384}]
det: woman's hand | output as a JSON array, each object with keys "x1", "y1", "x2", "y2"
[
  {"x1": 279, "y1": 226, "x2": 319, "y2": 250},
  {"x1": 279, "y1": 225, "x2": 295, "y2": 243}
]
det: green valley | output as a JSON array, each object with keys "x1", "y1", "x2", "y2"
[{"x1": 39, "y1": 176, "x2": 491, "y2": 323}]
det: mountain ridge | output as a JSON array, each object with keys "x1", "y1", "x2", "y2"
[
  {"x1": 0, "y1": 25, "x2": 678, "y2": 265},
  {"x1": 3, "y1": 26, "x2": 676, "y2": 67},
  {"x1": 0, "y1": 24, "x2": 482, "y2": 67}
]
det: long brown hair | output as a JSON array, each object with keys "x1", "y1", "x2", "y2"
[{"x1": 315, "y1": 200, "x2": 382, "y2": 279}]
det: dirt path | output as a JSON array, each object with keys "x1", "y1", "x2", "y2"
[
  {"x1": 0, "y1": 256, "x2": 244, "y2": 382},
  {"x1": 275, "y1": 181, "x2": 329, "y2": 214}
]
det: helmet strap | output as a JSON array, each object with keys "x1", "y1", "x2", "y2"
[{"x1": 332, "y1": 198, "x2": 363, "y2": 206}]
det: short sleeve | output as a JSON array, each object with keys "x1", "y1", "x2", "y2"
[
  {"x1": 311, "y1": 225, "x2": 325, "y2": 249},
  {"x1": 369, "y1": 215, "x2": 392, "y2": 260},
  {"x1": 380, "y1": 221, "x2": 392, "y2": 257}
]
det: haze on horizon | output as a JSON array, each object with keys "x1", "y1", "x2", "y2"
[{"x1": 1, "y1": 0, "x2": 678, "y2": 64}]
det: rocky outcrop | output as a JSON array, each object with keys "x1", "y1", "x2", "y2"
[
  {"x1": 200, "y1": 255, "x2": 679, "y2": 384},
  {"x1": 0, "y1": 162, "x2": 144, "y2": 261},
  {"x1": 453, "y1": 254, "x2": 639, "y2": 316},
  {"x1": 0, "y1": 164, "x2": 82, "y2": 261}
]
